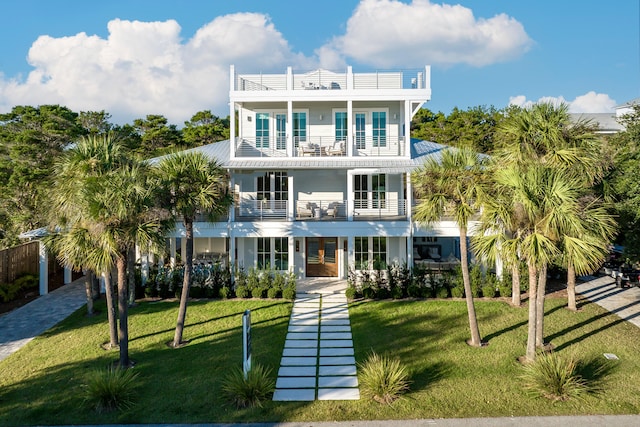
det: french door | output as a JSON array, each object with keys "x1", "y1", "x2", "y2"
[{"x1": 306, "y1": 237, "x2": 338, "y2": 277}]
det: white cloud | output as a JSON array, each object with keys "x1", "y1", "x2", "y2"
[
  {"x1": 509, "y1": 92, "x2": 617, "y2": 113},
  {"x1": 0, "y1": 15, "x2": 314, "y2": 125},
  {"x1": 319, "y1": 0, "x2": 533, "y2": 68},
  {"x1": 0, "y1": 1, "x2": 535, "y2": 124}
]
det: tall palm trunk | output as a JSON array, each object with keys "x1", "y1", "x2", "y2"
[
  {"x1": 103, "y1": 270, "x2": 118, "y2": 348},
  {"x1": 173, "y1": 219, "x2": 194, "y2": 347},
  {"x1": 127, "y1": 246, "x2": 136, "y2": 306},
  {"x1": 567, "y1": 263, "x2": 577, "y2": 311},
  {"x1": 525, "y1": 260, "x2": 538, "y2": 361},
  {"x1": 535, "y1": 264, "x2": 547, "y2": 348},
  {"x1": 460, "y1": 226, "x2": 482, "y2": 346},
  {"x1": 84, "y1": 270, "x2": 95, "y2": 316},
  {"x1": 511, "y1": 263, "x2": 521, "y2": 306},
  {"x1": 116, "y1": 255, "x2": 130, "y2": 367}
]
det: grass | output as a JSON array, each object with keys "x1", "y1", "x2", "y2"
[{"x1": 2, "y1": 296, "x2": 640, "y2": 424}]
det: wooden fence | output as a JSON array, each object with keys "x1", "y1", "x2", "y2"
[{"x1": 0, "y1": 241, "x2": 40, "y2": 285}]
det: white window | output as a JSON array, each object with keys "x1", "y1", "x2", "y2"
[
  {"x1": 257, "y1": 237, "x2": 288, "y2": 270},
  {"x1": 354, "y1": 236, "x2": 387, "y2": 270}
]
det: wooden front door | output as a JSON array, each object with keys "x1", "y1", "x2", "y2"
[{"x1": 306, "y1": 237, "x2": 338, "y2": 277}]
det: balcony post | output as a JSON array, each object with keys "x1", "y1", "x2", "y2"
[{"x1": 287, "y1": 175, "x2": 294, "y2": 220}]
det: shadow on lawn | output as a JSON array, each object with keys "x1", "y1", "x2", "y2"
[
  {"x1": 128, "y1": 299, "x2": 288, "y2": 343},
  {"x1": 550, "y1": 298, "x2": 640, "y2": 352},
  {"x1": 349, "y1": 300, "x2": 456, "y2": 390}
]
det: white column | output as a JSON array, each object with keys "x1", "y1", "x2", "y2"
[
  {"x1": 346, "y1": 169, "x2": 354, "y2": 221},
  {"x1": 38, "y1": 241, "x2": 48, "y2": 295},
  {"x1": 229, "y1": 65, "x2": 236, "y2": 160},
  {"x1": 288, "y1": 174, "x2": 295, "y2": 220},
  {"x1": 288, "y1": 237, "x2": 295, "y2": 273},
  {"x1": 64, "y1": 267, "x2": 72, "y2": 285},
  {"x1": 287, "y1": 100, "x2": 293, "y2": 157},
  {"x1": 141, "y1": 252, "x2": 149, "y2": 286},
  {"x1": 347, "y1": 236, "x2": 355, "y2": 273},
  {"x1": 169, "y1": 238, "x2": 177, "y2": 268},
  {"x1": 347, "y1": 100, "x2": 353, "y2": 157}
]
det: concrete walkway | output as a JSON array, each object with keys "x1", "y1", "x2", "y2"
[
  {"x1": 575, "y1": 275, "x2": 640, "y2": 328},
  {"x1": 273, "y1": 290, "x2": 360, "y2": 401},
  {"x1": 0, "y1": 277, "x2": 87, "y2": 362}
]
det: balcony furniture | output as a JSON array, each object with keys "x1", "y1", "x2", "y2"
[
  {"x1": 326, "y1": 141, "x2": 345, "y2": 156},
  {"x1": 325, "y1": 202, "x2": 337, "y2": 218},
  {"x1": 297, "y1": 202, "x2": 317, "y2": 218},
  {"x1": 298, "y1": 143, "x2": 319, "y2": 156}
]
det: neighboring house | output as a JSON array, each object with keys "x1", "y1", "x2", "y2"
[{"x1": 162, "y1": 65, "x2": 466, "y2": 280}]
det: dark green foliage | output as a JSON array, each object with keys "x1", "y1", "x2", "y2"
[
  {"x1": 358, "y1": 352, "x2": 411, "y2": 405},
  {"x1": 520, "y1": 352, "x2": 613, "y2": 401},
  {"x1": 235, "y1": 286, "x2": 249, "y2": 299},
  {"x1": 345, "y1": 285, "x2": 357, "y2": 300},
  {"x1": 282, "y1": 285, "x2": 296, "y2": 300},
  {"x1": 411, "y1": 106, "x2": 505, "y2": 154},
  {"x1": 221, "y1": 364, "x2": 275, "y2": 409},
  {"x1": 182, "y1": 110, "x2": 230, "y2": 147},
  {"x1": 83, "y1": 367, "x2": 139, "y2": 413},
  {"x1": 0, "y1": 274, "x2": 38, "y2": 302}
]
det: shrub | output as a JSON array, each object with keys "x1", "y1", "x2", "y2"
[
  {"x1": 358, "y1": 352, "x2": 410, "y2": 404},
  {"x1": 435, "y1": 286, "x2": 449, "y2": 299},
  {"x1": 282, "y1": 286, "x2": 296, "y2": 300},
  {"x1": 251, "y1": 287, "x2": 265, "y2": 299},
  {"x1": 451, "y1": 285, "x2": 464, "y2": 298},
  {"x1": 520, "y1": 352, "x2": 588, "y2": 401},
  {"x1": 266, "y1": 287, "x2": 280, "y2": 299},
  {"x1": 83, "y1": 367, "x2": 139, "y2": 413},
  {"x1": 221, "y1": 364, "x2": 275, "y2": 408},
  {"x1": 481, "y1": 284, "x2": 496, "y2": 298},
  {"x1": 219, "y1": 286, "x2": 232, "y2": 299},
  {"x1": 0, "y1": 282, "x2": 22, "y2": 303},
  {"x1": 345, "y1": 285, "x2": 357, "y2": 300},
  {"x1": 235, "y1": 285, "x2": 249, "y2": 299},
  {"x1": 13, "y1": 274, "x2": 38, "y2": 290},
  {"x1": 499, "y1": 282, "x2": 512, "y2": 298}
]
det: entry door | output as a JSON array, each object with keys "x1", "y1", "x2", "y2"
[{"x1": 306, "y1": 237, "x2": 338, "y2": 277}]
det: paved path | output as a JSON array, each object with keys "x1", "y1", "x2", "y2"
[
  {"x1": 273, "y1": 291, "x2": 360, "y2": 401},
  {"x1": 576, "y1": 275, "x2": 640, "y2": 328},
  {"x1": 0, "y1": 278, "x2": 87, "y2": 362}
]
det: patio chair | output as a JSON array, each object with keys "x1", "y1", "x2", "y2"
[{"x1": 327, "y1": 141, "x2": 345, "y2": 156}]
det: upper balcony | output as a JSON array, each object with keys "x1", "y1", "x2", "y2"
[{"x1": 230, "y1": 66, "x2": 431, "y2": 99}]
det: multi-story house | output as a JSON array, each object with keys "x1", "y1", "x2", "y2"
[{"x1": 164, "y1": 65, "x2": 465, "y2": 280}]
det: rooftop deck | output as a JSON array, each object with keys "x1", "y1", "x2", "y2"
[{"x1": 231, "y1": 66, "x2": 431, "y2": 93}]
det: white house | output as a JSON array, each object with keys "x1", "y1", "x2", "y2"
[{"x1": 164, "y1": 65, "x2": 466, "y2": 280}]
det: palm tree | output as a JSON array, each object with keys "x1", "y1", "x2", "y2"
[
  {"x1": 92, "y1": 162, "x2": 168, "y2": 366},
  {"x1": 48, "y1": 134, "x2": 167, "y2": 367},
  {"x1": 155, "y1": 151, "x2": 231, "y2": 348},
  {"x1": 482, "y1": 102, "x2": 615, "y2": 360},
  {"x1": 413, "y1": 147, "x2": 487, "y2": 347},
  {"x1": 46, "y1": 134, "x2": 129, "y2": 347}
]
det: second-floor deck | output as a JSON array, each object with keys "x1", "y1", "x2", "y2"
[{"x1": 234, "y1": 136, "x2": 406, "y2": 158}]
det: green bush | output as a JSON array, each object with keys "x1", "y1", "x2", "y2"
[
  {"x1": 235, "y1": 285, "x2": 249, "y2": 299},
  {"x1": 221, "y1": 364, "x2": 275, "y2": 408},
  {"x1": 451, "y1": 285, "x2": 464, "y2": 298},
  {"x1": 266, "y1": 287, "x2": 280, "y2": 299},
  {"x1": 219, "y1": 286, "x2": 232, "y2": 299},
  {"x1": 358, "y1": 352, "x2": 411, "y2": 405},
  {"x1": 0, "y1": 282, "x2": 22, "y2": 303},
  {"x1": 251, "y1": 286, "x2": 265, "y2": 299},
  {"x1": 13, "y1": 274, "x2": 38, "y2": 290},
  {"x1": 499, "y1": 283, "x2": 512, "y2": 298},
  {"x1": 521, "y1": 352, "x2": 588, "y2": 401},
  {"x1": 435, "y1": 286, "x2": 449, "y2": 299},
  {"x1": 282, "y1": 286, "x2": 296, "y2": 300},
  {"x1": 345, "y1": 285, "x2": 357, "y2": 300},
  {"x1": 83, "y1": 367, "x2": 139, "y2": 413},
  {"x1": 481, "y1": 284, "x2": 496, "y2": 298}
]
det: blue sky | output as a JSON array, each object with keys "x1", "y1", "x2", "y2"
[{"x1": 0, "y1": 0, "x2": 637, "y2": 125}]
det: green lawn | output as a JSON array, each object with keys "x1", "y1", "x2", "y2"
[{"x1": 1, "y1": 296, "x2": 640, "y2": 425}]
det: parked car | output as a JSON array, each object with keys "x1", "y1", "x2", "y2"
[{"x1": 615, "y1": 264, "x2": 640, "y2": 288}]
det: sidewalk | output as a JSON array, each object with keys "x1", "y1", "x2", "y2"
[{"x1": 0, "y1": 276, "x2": 87, "y2": 362}]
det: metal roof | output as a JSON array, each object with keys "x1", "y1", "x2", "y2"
[{"x1": 151, "y1": 138, "x2": 451, "y2": 173}]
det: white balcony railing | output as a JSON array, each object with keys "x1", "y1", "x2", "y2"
[
  {"x1": 234, "y1": 68, "x2": 429, "y2": 92},
  {"x1": 234, "y1": 136, "x2": 405, "y2": 158},
  {"x1": 235, "y1": 200, "x2": 288, "y2": 220}
]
